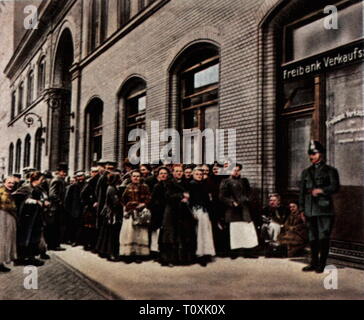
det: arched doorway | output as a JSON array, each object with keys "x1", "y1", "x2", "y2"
[{"x1": 49, "y1": 28, "x2": 74, "y2": 170}]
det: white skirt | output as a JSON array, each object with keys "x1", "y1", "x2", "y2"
[
  {"x1": 192, "y1": 207, "x2": 216, "y2": 257},
  {"x1": 230, "y1": 221, "x2": 258, "y2": 250},
  {"x1": 150, "y1": 228, "x2": 160, "y2": 252},
  {"x1": 119, "y1": 216, "x2": 150, "y2": 256}
]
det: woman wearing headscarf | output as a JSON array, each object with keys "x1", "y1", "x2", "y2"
[
  {"x1": 120, "y1": 170, "x2": 151, "y2": 263},
  {"x1": 95, "y1": 172, "x2": 123, "y2": 261},
  {"x1": 12, "y1": 172, "x2": 49, "y2": 266},
  {"x1": 278, "y1": 202, "x2": 308, "y2": 257},
  {"x1": 0, "y1": 177, "x2": 18, "y2": 272}
]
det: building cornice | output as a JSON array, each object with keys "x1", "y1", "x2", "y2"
[{"x1": 4, "y1": 0, "x2": 76, "y2": 81}]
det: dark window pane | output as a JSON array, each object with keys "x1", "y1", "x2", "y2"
[
  {"x1": 183, "y1": 109, "x2": 198, "y2": 129},
  {"x1": 287, "y1": 117, "x2": 311, "y2": 190},
  {"x1": 283, "y1": 77, "x2": 314, "y2": 108},
  {"x1": 289, "y1": 2, "x2": 363, "y2": 61}
]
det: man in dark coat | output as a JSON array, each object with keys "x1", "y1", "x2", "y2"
[
  {"x1": 46, "y1": 163, "x2": 68, "y2": 250},
  {"x1": 80, "y1": 167, "x2": 99, "y2": 251},
  {"x1": 299, "y1": 140, "x2": 340, "y2": 273},
  {"x1": 219, "y1": 163, "x2": 259, "y2": 258},
  {"x1": 64, "y1": 171, "x2": 86, "y2": 246},
  {"x1": 95, "y1": 160, "x2": 116, "y2": 228}
]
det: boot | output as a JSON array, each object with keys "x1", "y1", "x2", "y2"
[
  {"x1": 0, "y1": 264, "x2": 11, "y2": 272},
  {"x1": 316, "y1": 239, "x2": 330, "y2": 273},
  {"x1": 302, "y1": 241, "x2": 319, "y2": 272}
]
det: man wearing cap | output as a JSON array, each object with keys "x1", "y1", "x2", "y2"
[
  {"x1": 64, "y1": 171, "x2": 86, "y2": 246},
  {"x1": 299, "y1": 140, "x2": 340, "y2": 273},
  {"x1": 46, "y1": 163, "x2": 68, "y2": 251}
]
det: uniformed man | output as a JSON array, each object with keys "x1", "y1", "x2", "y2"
[{"x1": 299, "y1": 141, "x2": 340, "y2": 273}]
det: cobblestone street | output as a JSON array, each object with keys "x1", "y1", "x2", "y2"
[{"x1": 0, "y1": 254, "x2": 109, "y2": 300}]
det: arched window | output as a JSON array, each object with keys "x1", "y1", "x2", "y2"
[
  {"x1": 18, "y1": 82, "x2": 24, "y2": 114},
  {"x1": 38, "y1": 57, "x2": 46, "y2": 94},
  {"x1": 34, "y1": 129, "x2": 43, "y2": 170},
  {"x1": 118, "y1": 0, "x2": 131, "y2": 27},
  {"x1": 10, "y1": 91, "x2": 16, "y2": 120},
  {"x1": 119, "y1": 77, "x2": 147, "y2": 159},
  {"x1": 27, "y1": 71, "x2": 34, "y2": 107},
  {"x1": 15, "y1": 139, "x2": 21, "y2": 173},
  {"x1": 23, "y1": 134, "x2": 31, "y2": 168},
  {"x1": 8, "y1": 143, "x2": 14, "y2": 175},
  {"x1": 171, "y1": 43, "x2": 220, "y2": 163},
  {"x1": 89, "y1": 0, "x2": 108, "y2": 52},
  {"x1": 85, "y1": 98, "x2": 103, "y2": 169}
]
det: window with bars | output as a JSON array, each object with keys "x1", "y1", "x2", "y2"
[
  {"x1": 118, "y1": 0, "x2": 131, "y2": 26},
  {"x1": 23, "y1": 135, "x2": 31, "y2": 168},
  {"x1": 38, "y1": 58, "x2": 46, "y2": 94},
  {"x1": 10, "y1": 91, "x2": 16, "y2": 120},
  {"x1": 15, "y1": 139, "x2": 21, "y2": 174},
  {"x1": 89, "y1": 0, "x2": 108, "y2": 52},
  {"x1": 27, "y1": 71, "x2": 34, "y2": 107},
  {"x1": 34, "y1": 129, "x2": 42, "y2": 170},
  {"x1": 86, "y1": 99, "x2": 103, "y2": 168},
  {"x1": 8, "y1": 143, "x2": 14, "y2": 175},
  {"x1": 123, "y1": 80, "x2": 147, "y2": 158},
  {"x1": 18, "y1": 82, "x2": 24, "y2": 114},
  {"x1": 180, "y1": 56, "x2": 219, "y2": 131}
]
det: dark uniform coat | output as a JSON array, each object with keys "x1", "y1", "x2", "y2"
[{"x1": 299, "y1": 162, "x2": 340, "y2": 217}]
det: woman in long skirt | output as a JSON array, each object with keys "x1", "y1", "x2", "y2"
[
  {"x1": 119, "y1": 170, "x2": 151, "y2": 263},
  {"x1": 0, "y1": 177, "x2": 18, "y2": 272},
  {"x1": 95, "y1": 173, "x2": 123, "y2": 261},
  {"x1": 189, "y1": 168, "x2": 215, "y2": 267}
]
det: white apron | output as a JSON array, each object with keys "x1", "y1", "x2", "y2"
[{"x1": 230, "y1": 221, "x2": 258, "y2": 250}]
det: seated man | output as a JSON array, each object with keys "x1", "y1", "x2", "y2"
[{"x1": 261, "y1": 194, "x2": 289, "y2": 246}]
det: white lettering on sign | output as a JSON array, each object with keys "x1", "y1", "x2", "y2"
[
  {"x1": 335, "y1": 128, "x2": 364, "y2": 135},
  {"x1": 338, "y1": 137, "x2": 364, "y2": 144},
  {"x1": 326, "y1": 109, "x2": 364, "y2": 128},
  {"x1": 283, "y1": 47, "x2": 364, "y2": 80}
]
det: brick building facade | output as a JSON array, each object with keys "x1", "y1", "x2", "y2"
[{"x1": 1, "y1": 0, "x2": 363, "y2": 265}]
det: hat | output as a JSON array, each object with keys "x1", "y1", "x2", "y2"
[
  {"x1": 23, "y1": 167, "x2": 36, "y2": 174},
  {"x1": 43, "y1": 170, "x2": 53, "y2": 179},
  {"x1": 104, "y1": 160, "x2": 117, "y2": 166},
  {"x1": 97, "y1": 158, "x2": 106, "y2": 165},
  {"x1": 308, "y1": 140, "x2": 325, "y2": 155},
  {"x1": 57, "y1": 163, "x2": 69, "y2": 171},
  {"x1": 75, "y1": 170, "x2": 86, "y2": 177}
]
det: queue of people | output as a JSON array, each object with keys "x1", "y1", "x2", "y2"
[{"x1": 0, "y1": 157, "x2": 315, "y2": 273}]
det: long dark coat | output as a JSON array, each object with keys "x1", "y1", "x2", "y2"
[
  {"x1": 219, "y1": 176, "x2": 252, "y2": 223},
  {"x1": 149, "y1": 180, "x2": 168, "y2": 231},
  {"x1": 159, "y1": 179, "x2": 196, "y2": 261},
  {"x1": 95, "y1": 185, "x2": 123, "y2": 257},
  {"x1": 64, "y1": 182, "x2": 85, "y2": 219},
  {"x1": 12, "y1": 184, "x2": 46, "y2": 256}
]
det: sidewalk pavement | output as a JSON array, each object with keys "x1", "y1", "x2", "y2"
[
  {"x1": 53, "y1": 246, "x2": 364, "y2": 300},
  {"x1": 0, "y1": 253, "x2": 107, "y2": 300}
]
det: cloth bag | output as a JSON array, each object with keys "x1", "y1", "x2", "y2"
[{"x1": 230, "y1": 221, "x2": 258, "y2": 250}]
